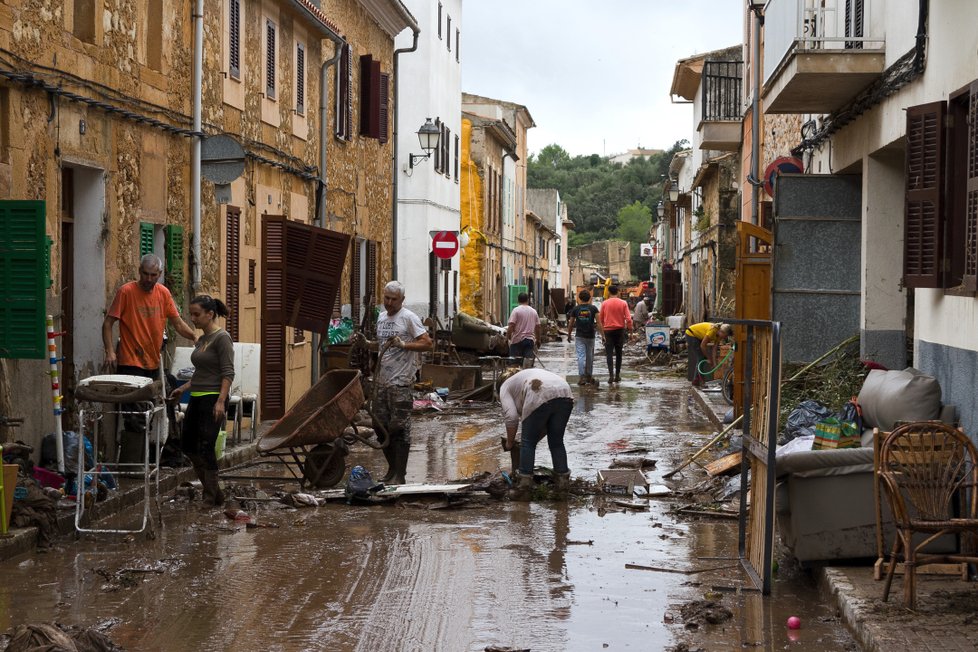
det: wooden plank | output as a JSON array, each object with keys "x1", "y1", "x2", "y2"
[
  {"x1": 705, "y1": 452, "x2": 742, "y2": 477},
  {"x1": 873, "y1": 557, "x2": 969, "y2": 580}
]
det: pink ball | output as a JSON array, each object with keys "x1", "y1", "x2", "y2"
[{"x1": 786, "y1": 616, "x2": 801, "y2": 630}]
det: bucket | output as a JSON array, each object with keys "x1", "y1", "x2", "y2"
[
  {"x1": 215, "y1": 429, "x2": 227, "y2": 460},
  {"x1": 3, "y1": 464, "x2": 17, "y2": 527},
  {"x1": 645, "y1": 323, "x2": 670, "y2": 350}
]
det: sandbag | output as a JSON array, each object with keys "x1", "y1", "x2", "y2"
[{"x1": 857, "y1": 368, "x2": 941, "y2": 431}]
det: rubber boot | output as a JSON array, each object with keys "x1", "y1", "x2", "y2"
[
  {"x1": 379, "y1": 444, "x2": 397, "y2": 483},
  {"x1": 509, "y1": 471, "x2": 535, "y2": 501},
  {"x1": 553, "y1": 471, "x2": 571, "y2": 497},
  {"x1": 390, "y1": 439, "x2": 410, "y2": 485},
  {"x1": 188, "y1": 455, "x2": 207, "y2": 501},
  {"x1": 202, "y1": 470, "x2": 225, "y2": 506}
]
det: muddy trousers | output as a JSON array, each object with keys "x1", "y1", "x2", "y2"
[
  {"x1": 518, "y1": 398, "x2": 573, "y2": 475},
  {"x1": 372, "y1": 385, "x2": 413, "y2": 483},
  {"x1": 181, "y1": 394, "x2": 225, "y2": 504},
  {"x1": 604, "y1": 329, "x2": 626, "y2": 379}
]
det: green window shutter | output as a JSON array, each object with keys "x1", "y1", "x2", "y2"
[
  {"x1": 139, "y1": 222, "x2": 155, "y2": 256},
  {"x1": 165, "y1": 224, "x2": 185, "y2": 308},
  {"x1": 0, "y1": 200, "x2": 49, "y2": 359}
]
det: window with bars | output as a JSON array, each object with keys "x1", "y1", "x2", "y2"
[
  {"x1": 443, "y1": 126, "x2": 451, "y2": 178},
  {"x1": 265, "y1": 19, "x2": 276, "y2": 100},
  {"x1": 295, "y1": 42, "x2": 305, "y2": 116},
  {"x1": 438, "y1": 3, "x2": 443, "y2": 39},
  {"x1": 447, "y1": 16, "x2": 452, "y2": 51},
  {"x1": 433, "y1": 118, "x2": 442, "y2": 171},
  {"x1": 455, "y1": 29, "x2": 460, "y2": 63},
  {"x1": 903, "y1": 80, "x2": 978, "y2": 293},
  {"x1": 454, "y1": 134, "x2": 459, "y2": 182},
  {"x1": 335, "y1": 43, "x2": 352, "y2": 140},
  {"x1": 229, "y1": 0, "x2": 241, "y2": 78}
]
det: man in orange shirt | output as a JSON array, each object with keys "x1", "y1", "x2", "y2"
[
  {"x1": 598, "y1": 285, "x2": 632, "y2": 384},
  {"x1": 102, "y1": 254, "x2": 197, "y2": 379}
]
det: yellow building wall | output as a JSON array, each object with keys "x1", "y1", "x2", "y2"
[{"x1": 459, "y1": 118, "x2": 486, "y2": 319}]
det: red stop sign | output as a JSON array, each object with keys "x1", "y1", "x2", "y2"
[{"x1": 431, "y1": 231, "x2": 459, "y2": 259}]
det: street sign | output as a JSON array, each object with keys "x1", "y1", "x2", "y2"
[
  {"x1": 431, "y1": 230, "x2": 459, "y2": 259},
  {"x1": 201, "y1": 135, "x2": 246, "y2": 185}
]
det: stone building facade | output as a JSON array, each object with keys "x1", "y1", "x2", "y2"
[{"x1": 0, "y1": 0, "x2": 415, "y2": 442}]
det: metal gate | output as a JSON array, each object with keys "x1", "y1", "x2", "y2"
[{"x1": 773, "y1": 174, "x2": 861, "y2": 363}]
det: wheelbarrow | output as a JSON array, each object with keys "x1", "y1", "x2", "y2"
[{"x1": 224, "y1": 369, "x2": 374, "y2": 488}]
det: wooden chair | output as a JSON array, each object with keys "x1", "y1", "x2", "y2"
[{"x1": 878, "y1": 422, "x2": 978, "y2": 608}]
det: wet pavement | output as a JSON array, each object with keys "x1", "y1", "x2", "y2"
[{"x1": 0, "y1": 341, "x2": 858, "y2": 651}]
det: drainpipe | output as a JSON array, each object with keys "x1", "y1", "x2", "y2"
[
  {"x1": 749, "y1": 4, "x2": 763, "y2": 226},
  {"x1": 391, "y1": 28, "x2": 420, "y2": 282},
  {"x1": 312, "y1": 29, "x2": 345, "y2": 383},
  {"x1": 191, "y1": 0, "x2": 203, "y2": 290}
]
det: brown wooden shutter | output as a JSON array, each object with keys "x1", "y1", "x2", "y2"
[
  {"x1": 261, "y1": 215, "x2": 286, "y2": 420},
  {"x1": 226, "y1": 206, "x2": 240, "y2": 341},
  {"x1": 378, "y1": 72, "x2": 390, "y2": 144},
  {"x1": 336, "y1": 44, "x2": 352, "y2": 140},
  {"x1": 284, "y1": 220, "x2": 350, "y2": 333},
  {"x1": 904, "y1": 101, "x2": 946, "y2": 288},
  {"x1": 964, "y1": 81, "x2": 978, "y2": 292},
  {"x1": 366, "y1": 240, "x2": 377, "y2": 307},
  {"x1": 350, "y1": 240, "x2": 361, "y2": 323},
  {"x1": 359, "y1": 55, "x2": 372, "y2": 136}
]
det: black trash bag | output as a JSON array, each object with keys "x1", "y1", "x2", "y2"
[
  {"x1": 837, "y1": 397, "x2": 863, "y2": 434},
  {"x1": 781, "y1": 399, "x2": 833, "y2": 445},
  {"x1": 40, "y1": 431, "x2": 94, "y2": 470}
]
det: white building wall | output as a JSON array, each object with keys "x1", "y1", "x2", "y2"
[
  {"x1": 803, "y1": 0, "x2": 978, "y2": 431},
  {"x1": 395, "y1": 0, "x2": 463, "y2": 320}
]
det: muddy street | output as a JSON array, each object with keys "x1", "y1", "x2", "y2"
[{"x1": 0, "y1": 343, "x2": 855, "y2": 651}]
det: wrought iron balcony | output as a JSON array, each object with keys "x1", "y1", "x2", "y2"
[{"x1": 699, "y1": 61, "x2": 743, "y2": 150}]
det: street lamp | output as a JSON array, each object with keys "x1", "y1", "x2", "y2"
[
  {"x1": 669, "y1": 186, "x2": 680, "y2": 202},
  {"x1": 656, "y1": 200, "x2": 665, "y2": 220},
  {"x1": 409, "y1": 118, "x2": 441, "y2": 168}
]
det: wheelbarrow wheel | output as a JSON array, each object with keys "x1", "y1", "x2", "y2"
[{"x1": 303, "y1": 444, "x2": 346, "y2": 488}]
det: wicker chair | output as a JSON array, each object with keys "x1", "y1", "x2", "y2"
[{"x1": 879, "y1": 422, "x2": 978, "y2": 608}]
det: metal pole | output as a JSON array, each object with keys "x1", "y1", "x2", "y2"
[
  {"x1": 191, "y1": 0, "x2": 203, "y2": 290},
  {"x1": 750, "y1": 5, "x2": 762, "y2": 226},
  {"x1": 46, "y1": 315, "x2": 65, "y2": 474}
]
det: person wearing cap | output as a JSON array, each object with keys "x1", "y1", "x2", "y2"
[
  {"x1": 499, "y1": 368, "x2": 574, "y2": 498},
  {"x1": 684, "y1": 322, "x2": 733, "y2": 387}
]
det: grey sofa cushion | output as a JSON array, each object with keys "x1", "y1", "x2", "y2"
[
  {"x1": 857, "y1": 368, "x2": 941, "y2": 431},
  {"x1": 776, "y1": 447, "x2": 874, "y2": 478}
]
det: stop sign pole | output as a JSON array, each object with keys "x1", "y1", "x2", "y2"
[{"x1": 431, "y1": 230, "x2": 459, "y2": 259}]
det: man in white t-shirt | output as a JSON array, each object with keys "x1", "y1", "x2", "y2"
[{"x1": 372, "y1": 280, "x2": 432, "y2": 484}]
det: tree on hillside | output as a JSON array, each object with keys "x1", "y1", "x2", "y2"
[{"x1": 617, "y1": 201, "x2": 653, "y2": 280}]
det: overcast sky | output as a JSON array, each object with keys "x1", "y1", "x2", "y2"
[{"x1": 462, "y1": 1, "x2": 745, "y2": 158}]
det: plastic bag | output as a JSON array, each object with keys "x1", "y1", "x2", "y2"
[
  {"x1": 838, "y1": 396, "x2": 863, "y2": 434},
  {"x1": 781, "y1": 400, "x2": 833, "y2": 444},
  {"x1": 41, "y1": 431, "x2": 94, "y2": 469},
  {"x1": 344, "y1": 465, "x2": 383, "y2": 502}
]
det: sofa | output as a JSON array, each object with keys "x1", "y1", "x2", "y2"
[{"x1": 775, "y1": 368, "x2": 956, "y2": 563}]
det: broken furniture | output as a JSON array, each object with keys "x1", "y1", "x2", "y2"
[
  {"x1": 223, "y1": 369, "x2": 372, "y2": 489},
  {"x1": 73, "y1": 373, "x2": 167, "y2": 535},
  {"x1": 775, "y1": 368, "x2": 956, "y2": 563},
  {"x1": 452, "y1": 312, "x2": 506, "y2": 353},
  {"x1": 877, "y1": 421, "x2": 978, "y2": 609}
]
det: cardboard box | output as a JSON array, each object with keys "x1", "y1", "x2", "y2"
[{"x1": 597, "y1": 469, "x2": 649, "y2": 495}]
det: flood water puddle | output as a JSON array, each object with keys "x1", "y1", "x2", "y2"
[{"x1": 0, "y1": 342, "x2": 856, "y2": 651}]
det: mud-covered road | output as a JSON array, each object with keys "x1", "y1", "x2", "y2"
[{"x1": 0, "y1": 342, "x2": 856, "y2": 651}]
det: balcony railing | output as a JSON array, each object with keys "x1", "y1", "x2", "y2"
[
  {"x1": 764, "y1": 0, "x2": 884, "y2": 87},
  {"x1": 702, "y1": 61, "x2": 743, "y2": 121}
]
